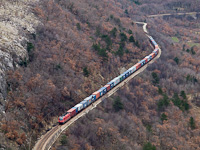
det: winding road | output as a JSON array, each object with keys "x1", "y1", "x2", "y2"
[
  {"x1": 148, "y1": 12, "x2": 200, "y2": 18},
  {"x1": 33, "y1": 22, "x2": 161, "y2": 150}
]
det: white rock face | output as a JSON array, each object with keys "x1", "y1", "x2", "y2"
[{"x1": 0, "y1": 0, "x2": 40, "y2": 102}]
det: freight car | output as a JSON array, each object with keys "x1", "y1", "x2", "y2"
[{"x1": 58, "y1": 36, "x2": 159, "y2": 124}]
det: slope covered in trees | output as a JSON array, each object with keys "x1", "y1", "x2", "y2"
[
  {"x1": 52, "y1": 0, "x2": 200, "y2": 150},
  {"x1": 0, "y1": 0, "x2": 151, "y2": 149},
  {"x1": 1, "y1": 0, "x2": 200, "y2": 149}
]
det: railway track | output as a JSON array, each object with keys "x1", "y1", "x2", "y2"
[{"x1": 33, "y1": 22, "x2": 161, "y2": 150}]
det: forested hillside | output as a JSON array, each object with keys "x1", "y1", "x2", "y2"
[
  {"x1": 0, "y1": 0, "x2": 151, "y2": 149},
  {"x1": 0, "y1": 0, "x2": 200, "y2": 149}
]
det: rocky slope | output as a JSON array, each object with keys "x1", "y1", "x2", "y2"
[{"x1": 0, "y1": 0, "x2": 40, "y2": 108}]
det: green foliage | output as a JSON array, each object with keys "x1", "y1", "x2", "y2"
[
  {"x1": 113, "y1": 96, "x2": 124, "y2": 112},
  {"x1": 120, "y1": 32, "x2": 127, "y2": 42},
  {"x1": 27, "y1": 42, "x2": 34, "y2": 53},
  {"x1": 189, "y1": 117, "x2": 196, "y2": 130},
  {"x1": 55, "y1": 64, "x2": 62, "y2": 70},
  {"x1": 171, "y1": 93, "x2": 189, "y2": 111},
  {"x1": 145, "y1": 124, "x2": 152, "y2": 132},
  {"x1": 158, "y1": 87, "x2": 163, "y2": 95},
  {"x1": 31, "y1": 33, "x2": 36, "y2": 40},
  {"x1": 157, "y1": 94, "x2": 169, "y2": 110},
  {"x1": 110, "y1": 27, "x2": 117, "y2": 38},
  {"x1": 19, "y1": 58, "x2": 28, "y2": 67},
  {"x1": 143, "y1": 142, "x2": 156, "y2": 150},
  {"x1": 186, "y1": 74, "x2": 198, "y2": 83},
  {"x1": 101, "y1": 34, "x2": 112, "y2": 50},
  {"x1": 83, "y1": 67, "x2": 89, "y2": 77},
  {"x1": 110, "y1": 14, "x2": 114, "y2": 19},
  {"x1": 161, "y1": 113, "x2": 168, "y2": 123},
  {"x1": 174, "y1": 57, "x2": 179, "y2": 64},
  {"x1": 135, "y1": 40, "x2": 140, "y2": 48},
  {"x1": 76, "y1": 23, "x2": 81, "y2": 30},
  {"x1": 191, "y1": 47, "x2": 196, "y2": 55},
  {"x1": 128, "y1": 29, "x2": 132, "y2": 34},
  {"x1": 60, "y1": 135, "x2": 68, "y2": 145},
  {"x1": 129, "y1": 35, "x2": 135, "y2": 43},
  {"x1": 92, "y1": 43, "x2": 108, "y2": 59},
  {"x1": 152, "y1": 72, "x2": 159, "y2": 85},
  {"x1": 116, "y1": 45, "x2": 124, "y2": 57},
  {"x1": 180, "y1": 91, "x2": 187, "y2": 99},
  {"x1": 124, "y1": 9, "x2": 128, "y2": 14},
  {"x1": 171, "y1": 36, "x2": 179, "y2": 43}
]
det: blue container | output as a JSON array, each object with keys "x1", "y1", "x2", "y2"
[
  {"x1": 84, "y1": 96, "x2": 93, "y2": 105},
  {"x1": 91, "y1": 95, "x2": 96, "y2": 101},
  {"x1": 98, "y1": 89, "x2": 104, "y2": 97},
  {"x1": 100, "y1": 87, "x2": 107, "y2": 95},
  {"x1": 139, "y1": 60, "x2": 145, "y2": 66},
  {"x1": 80, "y1": 100, "x2": 88, "y2": 108},
  {"x1": 125, "y1": 70, "x2": 129, "y2": 78},
  {"x1": 107, "y1": 80, "x2": 115, "y2": 89},
  {"x1": 72, "y1": 107, "x2": 78, "y2": 113}
]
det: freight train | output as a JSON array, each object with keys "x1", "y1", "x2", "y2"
[{"x1": 58, "y1": 36, "x2": 159, "y2": 124}]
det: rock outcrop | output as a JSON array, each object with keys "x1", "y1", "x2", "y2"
[{"x1": 0, "y1": 0, "x2": 40, "y2": 108}]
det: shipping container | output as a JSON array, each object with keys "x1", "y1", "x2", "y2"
[
  {"x1": 144, "y1": 58, "x2": 148, "y2": 63},
  {"x1": 129, "y1": 66, "x2": 136, "y2": 74},
  {"x1": 72, "y1": 107, "x2": 78, "y2": 113},
  {"x1": 135, "y1": 63, "x2": 141, "y2": 70},
  {"x1": 145, "y1": 56, "x2": 150, "y2": 62},
  {"x1": 84, "y1": 96, "x2": 93, "y2": 105},
  {"x1": 107, "y1": 80, "x2": 115, "y2": 89},
  {"x1": 80, "y1": 100, "x2": 88, "y2": 108},
  {"x1": 93, "y1": 91, "x2": 100, "y2": 99},
  {"x1": 119, "y1": 74, "x2": 123, "y2": 82},
  {"x1": 100, "y1": 87, "x2": 107, "y2": 95},
  {"x1": 91, "y1": 95, "x2": 96, "y2": 101},
  {"x1": 149, "y1": 55, "x2": 152, "y2": 60},
  {"x1": 104, "y1": 84, "x2": 111, "y2": 91},
  {"x1": 67, "y1": 108, "x2": 77, "y2": 117},
  {"x1": 139, "y1": 60, "x2": 145, "y2": 66},
  {"x1": 97, "y1": 88, "x2": 104, "y2": 97},
  {"x1": 113, "y1": 77, "x2": 120, "y2": 86},
  {"x1": 74, "y1": 103, "x2": 83, "y2": 112},
  {"x1": 124, "y1": 70, "x2": 129, "y2": 78}
]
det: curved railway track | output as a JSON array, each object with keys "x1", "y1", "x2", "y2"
[{"x1": 33, "y1": 22, "x2": 161, "y2": 150}]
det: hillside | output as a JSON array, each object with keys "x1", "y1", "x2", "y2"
[
  {"x1": 52, "y1": 1, "x2": 200, "y2": 150},
  {"x1": 0, "y1": 0, "x2": 152, "y2": 149},
  {"x1": 0, "y1": 0, "x2": 200, "y2": 149}
]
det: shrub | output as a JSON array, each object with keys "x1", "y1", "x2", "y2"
[
  {"x1": 128, "y1": 29, "x2": 132, "y2": 34},
  {"x1": 120, "y1": 32, "x2": 127, "y2": 42},
  {"x1": 76, "y1": 23, "x2": 81, "y2": 30},
  {"x1": 143, "y1": 142, "x2": 156, "y2": 150},
  {"x1": 180, "y1": 91, "x2": 187, "y2": 99},
  {"x1": 27, "y1": 42, "x2": 34, "y2": 53},
  {"x1": 172, "y1": 93, "x2": 189, "y2": 111},
  {"x1": 152, "y1": 72, "x2": 159, "y2": 85},
  {"x1": 115, "y1": 46, "x2": 124, "y2": 57},
  {"x1": 174, "y1": 57, "x2": 179, "y2": 64},
  {"x1": 60, "y1": 135, "x2": 68, "y2": 145},
  {"x1": 189, "y1": 117, "x2": 195, "y2": 130},
  {"x1": 124, "y1": 9, "x2": 128, "y2": 14},
  {"x1": 83, "y1": 67, "x2": 89, "y2": 77},
  {"x1": 110, "y1": 27, "x2": 117, "y2": 37},
  {"x1": 113, "y1": 96, "x2": 124, "y2": 112},
  {"x1": 161, "y1": 113, "x2": 168, "y2": 123},
  {"x1": 129, "y1": 35, "x2": 135, "y2": 43},
  {"x1": 157, "y1": 94, "x2": 169, "y2": 110}
]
